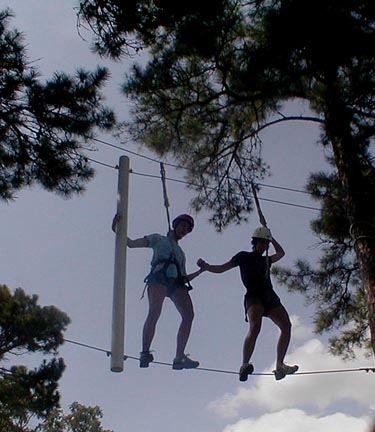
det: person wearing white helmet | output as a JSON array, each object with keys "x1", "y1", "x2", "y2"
[
  {"x1": 197, "y1": 226, "x2": 298, "y2": 381},
  {"x1": 112, "y1": 213, "x2": 204, "y2": 370}
]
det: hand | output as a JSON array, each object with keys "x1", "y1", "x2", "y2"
[
  {"x1": 112, "y1": 213, "x2": 121, "y2": 233},
  {"x1": 197, "y1": 258, "x2": 209, "y2": 270}
]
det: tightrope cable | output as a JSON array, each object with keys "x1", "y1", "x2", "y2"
[{"x1": 63, "y1": 338, "x2": 375, "y2": 377}]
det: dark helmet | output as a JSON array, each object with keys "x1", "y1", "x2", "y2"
[{"x1": 172, "y1": 214, "x2": 195, "y2": 232}]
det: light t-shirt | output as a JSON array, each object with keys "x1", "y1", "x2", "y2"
[{"x1": 145, "y1": 233, "x2": 187, "y2": 279}]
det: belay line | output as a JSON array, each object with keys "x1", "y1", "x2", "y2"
[
  {"x1": 160, "y1": 162, "x2": 172, "y2": 231},
  {"x1": 251, "y1": 182, "x2": 267, "y2": 228},
  {"x1": 251, "y1": 182, "x2": 270, "y2": 277},
  {"x1": 64, "y1": 339, "x2": 375, "y2": 377}
]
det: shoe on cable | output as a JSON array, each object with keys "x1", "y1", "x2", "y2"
[
  {"x1": 139, "y1": 351, "x2": 154, "y2": 368},
  {"x1": 239, "y1": 363, "x2": 254, "y2": 382},
  {"x1": 172, "y1": 354, "x2": 199, "y2": 370},
  {"x1": 273, "y1": 363, "x2": 299, "y2": 381}
]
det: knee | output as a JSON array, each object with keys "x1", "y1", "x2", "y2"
[
  {"x1": 182, "y1": 308, "x2": 194, "y2": 323},
  {"x1": 147, "y1": 303, "x2": 163, "y2": 320},
  {"x1": 188, "y1": 309, "x2": 195, "y2": 322},
  {"x1": 249, "y1": 320, "x2": 262, "y2": 336},
  {"x1": 282, "y1": 318, "x2": 292, "y2": 334}
]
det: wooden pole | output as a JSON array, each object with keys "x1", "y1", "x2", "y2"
[{"x1": 111, "y1": 156, "x2": 130, "y2": 372}]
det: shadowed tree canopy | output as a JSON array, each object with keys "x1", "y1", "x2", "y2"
[
  {"x1": 0, "y1": 285, "x2": 70, "y2": 432},
  {"x1": 78, "y1": 0, "x2": 227, "y2": 57},
  {"x1": 0, "y1": 9, "x2": 116, "y2": 200},
  {"x1": 78, "y1": 0, "x2": 375, "y2": 357},
  {"x1": 274, "y1": 169, "x2": 370, "y2": 358},
  {"x1": 38, "y1": 402, "x2": 113, "y2": 432}
]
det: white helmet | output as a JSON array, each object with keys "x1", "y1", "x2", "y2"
[{"x1": 252, "y1": 226, "x2": 272, "y2": 241}]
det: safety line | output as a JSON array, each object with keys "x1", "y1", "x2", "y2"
[
  {"x1": 85, "y1": 156, "x2": 118, "y2": 170},
  {"x1": 160, "y1": 162, "x2": 172, "y2": 230},
  {"x1": 63, "y1": 338, "x2": 375, "y2": 377},
  {"x1": 91, "y1": 136, "x2": 312, "y2": 196},
  {"x1": 88, "y1": 137, "x2": 321, "y2": 211},
  {"x1": 130, "y1": 170, "x2": 320, "y2": 212},
  {"x1": 84, "y1": 158, "x2": 320, "y2": 212}
]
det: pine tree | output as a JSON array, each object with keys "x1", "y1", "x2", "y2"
[
  {"x1": 0, "y1": 9, "x2": 115, "y2": 200},
  {"x1": 78, "y1": 0, "x2": 375, "y2": 357},
  {"x1": 273, "y1": 169, "x2": 371, "y2": 358},
  {"x1": 37, "y1": 402, "x2": 113, "y2": 432},
  {"x1": 0, "y1": 285, "x2": 70, "y2": 431}
]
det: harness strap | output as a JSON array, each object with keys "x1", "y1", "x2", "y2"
[{"x1": 141, "y1": 255, "x2": 187, "y2": 299}]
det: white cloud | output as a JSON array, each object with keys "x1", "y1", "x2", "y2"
[
  {"x1": 222, "y1": 409, "x2": 369, "y2": 432},
  {"x1": 289, "y1": 314, "x2": 314, "y2": 342},
  {"x1": 208, "y1": 337, "x2": 375, "y2": 417}
]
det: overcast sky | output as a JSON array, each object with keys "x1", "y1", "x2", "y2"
[{"x1": 2, "y1": 2, "x2": 375, "y2": 432}]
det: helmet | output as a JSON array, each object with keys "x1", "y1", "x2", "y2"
[
  {"x1": 252, "y1": 226, "x2": 272, "y2": 241},
  {"x1": 172, "y1": 214, "x2": 194, "y2": 231}
]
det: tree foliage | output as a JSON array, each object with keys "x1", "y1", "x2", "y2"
[
  {"x1": 273, "y1": 170, "x2": 370, "y2": 358},
  {"x1": 78, "y1": 0, "x2": 374, "y2": 225},
  {"x1": 0, "y1": 9, "x2": 116, "y2": 200},
  {"x1": 37, "y1": 402, "x2": 113, "y2": 432},
  {"x1": 78, "y1": 0, "x2": 375, "y2": 357},
  {"x1": 0, "y1": 285, "x2": 70, "y2": 431},
  {"x1": 78, "y1": 0, "x2": 227, "y2": 57}
]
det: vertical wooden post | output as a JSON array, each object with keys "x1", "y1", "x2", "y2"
[{"x1": 111, "y1": 156, "x2": 130, "y2": 372}]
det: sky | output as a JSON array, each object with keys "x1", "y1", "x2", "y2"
[{"x1": 1, "y1": 1, "x2": 375, "y2": 431}]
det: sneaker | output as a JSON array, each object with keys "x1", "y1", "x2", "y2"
[
  {"x1": 273, "y1": 363, "x2": 299, "y2": 381},
  {"x1": 172, "y1": 354, "x2": 199, "y2": 370},
  {"x1": 239, "y1": 363, "x2": 254, "y2": 382},
  {"x1": 139, "y1": 351, "x2": 154, "y2": 368}
]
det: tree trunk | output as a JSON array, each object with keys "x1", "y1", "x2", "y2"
[{"x1": 326, "y1": 88, "x2": 375, "y2": 359}]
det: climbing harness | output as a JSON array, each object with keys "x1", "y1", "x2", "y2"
[
  {"x1": 140, "y1": 162, "x2": 192, "y2": 299},
  {"x1": 142, "y1": 248, "x2": 188, "y2": 299}
]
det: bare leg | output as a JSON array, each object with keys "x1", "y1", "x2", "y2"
[
  {"x1": 268, "y1": 305, "x2": 292, "y2": 369},
  {"x1": 171, "y1": 287, "x2": 194, "y2": 358},
  {"x1": 238, "y1": 304, "x2": 264, "y2": 381},
  {"x1": 142, "y1": 283, "x2": 166, "y2": 352},
  {"x1": 242, "y1": 304, "x2": 264, "y2": 365}
]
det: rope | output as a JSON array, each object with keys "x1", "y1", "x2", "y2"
[
  {"x1": 251, "y1": 182, "x2": 267, "y2": 227},
  {"x1": 63, "y1": 338, "x2": 375, "y2": 377},
  {"x1": 251, "y1": 182, "x2": 270, "y2": 276},
  {"x1": 349, "y1": 221, "x2": 375, "y2": 246},
  {"x1": 160, "y1": 162, "x2": 172, "y2": 231}
]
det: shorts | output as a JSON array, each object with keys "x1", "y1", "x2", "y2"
[
  {"x1": 244, "y1": 291, "x2": 282, "y2": 318},
  {"x1": 146, "y1": 272, "x2": 191, "y2": 298}
]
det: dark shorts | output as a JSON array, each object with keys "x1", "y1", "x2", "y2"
[
  {"x1": 244, "y1": 291, "x2": 282, "y2": 317},
  {"x1": 146, "y1": 272, "x2": 191, "y2": 298}
]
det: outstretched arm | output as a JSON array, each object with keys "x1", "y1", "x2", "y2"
[
  {"x1": 197, "y1": 258, "x2": 235, "y2": 274},
  {"x1": 183, "y1": 258, "x2": 234, "y2": 284},
  {"x1": 127, "y1": 237, "x2": 148, "y2": 248},
  {"x1": 112, "y1": 214, "x2": 148, "y2": 248},
  {"x1": 185, "y1": 267, "x2": 205, "y2": 282}
]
